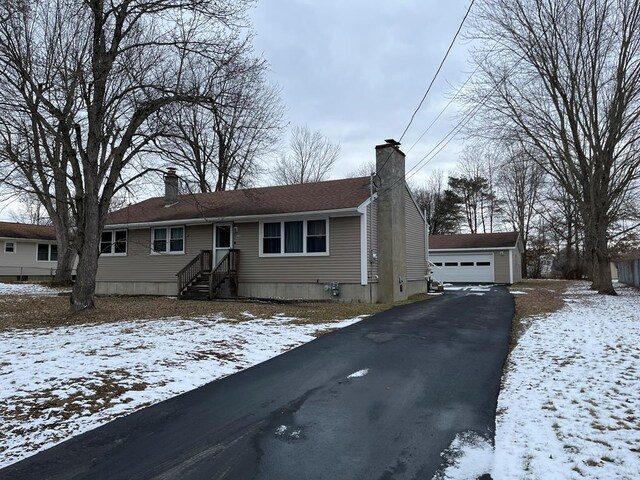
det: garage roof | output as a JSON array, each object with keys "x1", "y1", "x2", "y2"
[{"x1": 430, "y1": 232, "x2": 520, "y2": 250}]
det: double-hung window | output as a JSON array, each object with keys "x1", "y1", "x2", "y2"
[
  {"x1": 4, "y1": 241, "x2": 15, "y2": 253},
  {"x1": 37, "y1": 243, "x2": 57, "y2": 261},
  {"x1": 152, "y1": 226, "x2": 185, "y2": 254},
  {"x1": 261, "y1": 219, "x2": 328, "y2": 256},
  {"x1": 100, "y1": 230, "x2": 127, "y2": 255}
]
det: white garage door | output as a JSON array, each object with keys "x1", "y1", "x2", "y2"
[{"x1": 430, "y1": 253, "x2": 494, "y2": 283}]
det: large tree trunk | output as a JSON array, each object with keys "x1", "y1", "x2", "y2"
[
  {"x1": 71, "y1": 249, "x2": 99, "y2": 311},
  {"x1": 55, "y1": 243, "x2": 76, "y2": 284},
  {"x1": 592, "y1": 219, "x2": 616, "y2": 295},
  {"x1": 70, "y1": 201, "x2": 101, "y2": 311}
]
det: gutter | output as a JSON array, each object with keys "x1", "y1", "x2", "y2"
[
  {"x1": 105, "y1": 207, "x2": 362, "y2": 230},
  {"x1": 429, "y1": 246, "x2": 519, "y2": 252}
]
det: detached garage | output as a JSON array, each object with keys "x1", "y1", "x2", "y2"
[{"x1": 429, "y1": 232, "x2": 523, "y2": 284}]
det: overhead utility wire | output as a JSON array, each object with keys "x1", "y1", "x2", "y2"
[
  {"x1": 404, "y1": 39, "x2": 502, "y2": 156},
  {"x1": 405, "y1": 61, "x2": 481, "y2": 155},
  {"x1": 397, "y1": 0, "x2": 475, "y2": 144},
  {"x1": 380, "y1": 0, "x2": 574, "y2": 195},
  {"x1": 375, "y1": 0, "x2": 476, "y2": 178},
  {"x1": 378, "y1": 54, "x2": 527, "y2": 197}
]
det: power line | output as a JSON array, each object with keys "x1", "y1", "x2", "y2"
[
  {"x1": 376, "y1": 0, "x2": 475, "y2": 179},
  {"x1": 398, "y1": 0, "x2": 475, "y2": 144},
  {"x1": 378, "y1": 54, "x2": 527, "y2": 196},
  {"x1": 405, "y1": 62, "x2": 480, "y2": 155}
]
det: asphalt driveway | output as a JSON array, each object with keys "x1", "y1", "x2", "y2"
[{"x1": 1, "y1": 286, "x2": 513, "y2": 480}]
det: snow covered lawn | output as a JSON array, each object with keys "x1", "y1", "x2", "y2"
[
  {"x1": 0, "y1": 282, "x2": 65, "y2": 296},
  {"x1": 434, "y1": 281, "x2": 640, "y2": 479},
  {"x1": 493, "y1": 281, "x2": 640, "y2": 479},
  {"x1": 0, "y1": 312, "x2": 366, "y2": 468}
]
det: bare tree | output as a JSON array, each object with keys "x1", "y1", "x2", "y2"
[
  {"x1": 469, "y1": 0, "x2": 640, "y2": 294},
  {"x1": 0, "y1": 0, "x2": 254, "y2": 310},
  {"x1": 153, "y1": 56, "x2": 284, "y2": 192},
  {"x1": 271, "y1": 126, "x2": 340, "y2": 184},
  {"x1": 347, "y1": 161, "x2": 376, "y2": 178},
  {"x1": 496, "y1": 145, "x2": 545, "y2": 277},
  {"x1": 457, "y1": 144, "x2": 502, "y2": 233},
  {"x1": 8, "y1": 193, "x2": 50, "y2": 225}
]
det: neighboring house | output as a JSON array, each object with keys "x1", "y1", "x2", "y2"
[
  {"x1": 0, "y1": 221, "x2": 62, "y2": 281},
  {"x1": 429, "y1": 232, "x2": 524, "y2": 284},
  {"x1": 96, "y1": 141, "x2": 428, "y2": 302},
  {"x1": 615, "y1": 252, "x2": 640, "y2": 288},
  {"x1": 540, "y1": 254, "x2": 555, "y2": 276}
]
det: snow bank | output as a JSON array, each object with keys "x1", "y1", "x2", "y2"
[{"x1": 433, "y1": 432, "x2": 493, "y2": 480}]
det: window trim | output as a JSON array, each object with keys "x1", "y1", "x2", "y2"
[
  {"x1": 259, "y1": 217, "x2": 330, "y2": 257},
  {"x1": 4, "y1": 241, "x2": 15, "y2": 254},
  {"x1": 36, "y1": 243, "x2": 57, "y2": 262},
  {"x1": 150, "y1": 226, "x2": 186, "y2": 255},
  {"x1": 100, "y1": 229, "x2": 128, "y2": 257}
]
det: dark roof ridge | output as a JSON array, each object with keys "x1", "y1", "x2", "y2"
[{"x1": 106, "y1": 176, "x2": 373, "y2": 226}]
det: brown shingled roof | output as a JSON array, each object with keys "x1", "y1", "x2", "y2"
[
  {"x1": 0, "y1": 221, "x2": 56, "y2": 240},
  {"x1": 106, "y1": 177, "x2": 372, "y2": 225},
  {"x1": 430, "y1": 232, "x2": 520, "y2": 250}
]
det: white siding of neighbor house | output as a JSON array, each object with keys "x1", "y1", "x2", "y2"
[
  {"x1": 405, "y1": 188, "x2": 428, "y2": 281},
  {"x1": 0, "y1": 239, "x2": 58, "y2": 277},
  {"x1": 235, "y1": 216, "x2": 361, "y2": 284},
  {"x1": 96, "y1": 224, "x2": 213, "y2": 283}
]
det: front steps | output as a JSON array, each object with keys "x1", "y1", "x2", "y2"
[{"x1": 179, "y1": 272, "x2": 234, "y2": 300}]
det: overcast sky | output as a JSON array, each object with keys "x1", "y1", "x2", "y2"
[
  {"x1": 0, "y1": 1, "x2": 474, "y2": 221},
  {"x1": 251, "y1": 0, "x2": 474, "y2": 184}
]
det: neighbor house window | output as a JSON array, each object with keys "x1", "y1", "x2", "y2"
[
  {"x1": 37, "y1": 243, "x2": 57, "y2": 261},
  {"x1": 261, "y1": 219, "x2": 328, "y2": 256},
  {"x1": 4, "y1": 241, "x2": 15, "y2": 253},
  {"x1": 152, "y1": 226, "x2": 185, "y2": 254},
  {"x1": 100, "y1": 230, "x2": 127, "y2": 255}
]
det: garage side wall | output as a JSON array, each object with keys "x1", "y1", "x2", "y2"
[
  {"x1": 493, "y1": 250, "x2": 511, "y2": 283},
  {"x1": 512, "y1": 249, "x2": 523, "y2": 283}
]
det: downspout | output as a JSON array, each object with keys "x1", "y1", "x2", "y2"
[
  {"x1": 424, "y1": 209, "x2": 429, "y2": 289},
  {"x1": 369, "y1": 173, "x2": 374, "y2": 303}
]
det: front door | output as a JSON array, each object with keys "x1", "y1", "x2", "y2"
[{"x1": 214, "y1": 223, "x2": 233, "y2": 267}]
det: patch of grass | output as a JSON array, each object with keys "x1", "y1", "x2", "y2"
[
  {"x1": 0, "y1": 292, "x2": 429, "y2": 331},
  {"x1": 507, "y1": 279, "x2": 572, "y2": 351}
]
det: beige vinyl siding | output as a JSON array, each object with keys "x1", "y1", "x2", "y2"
[
  {"x1": 512, "y1": 249, "x2": 522, "y2": 283},
  {"x1": 96, "y1": 224, "x2": 212, "y2": 283},
  {"x1": 493, "y1": 249, "x2": 511, "y2": 283},
  {"x1": 0, "y1": 240, "x2": 57, "y2": 276},
  {"x1": 405, "y1": 188, "x2": 427, "y2": 281},
  {"x1": 367, "y1": 202, "x2": 378, "y2": 282},
  {"x1": 236, "y1": 216, "x2": 360, "y2": 284}
]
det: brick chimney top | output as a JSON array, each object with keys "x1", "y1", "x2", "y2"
[{"x1": 164, "y1": 168, "x2": 179, "y2": 206}]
